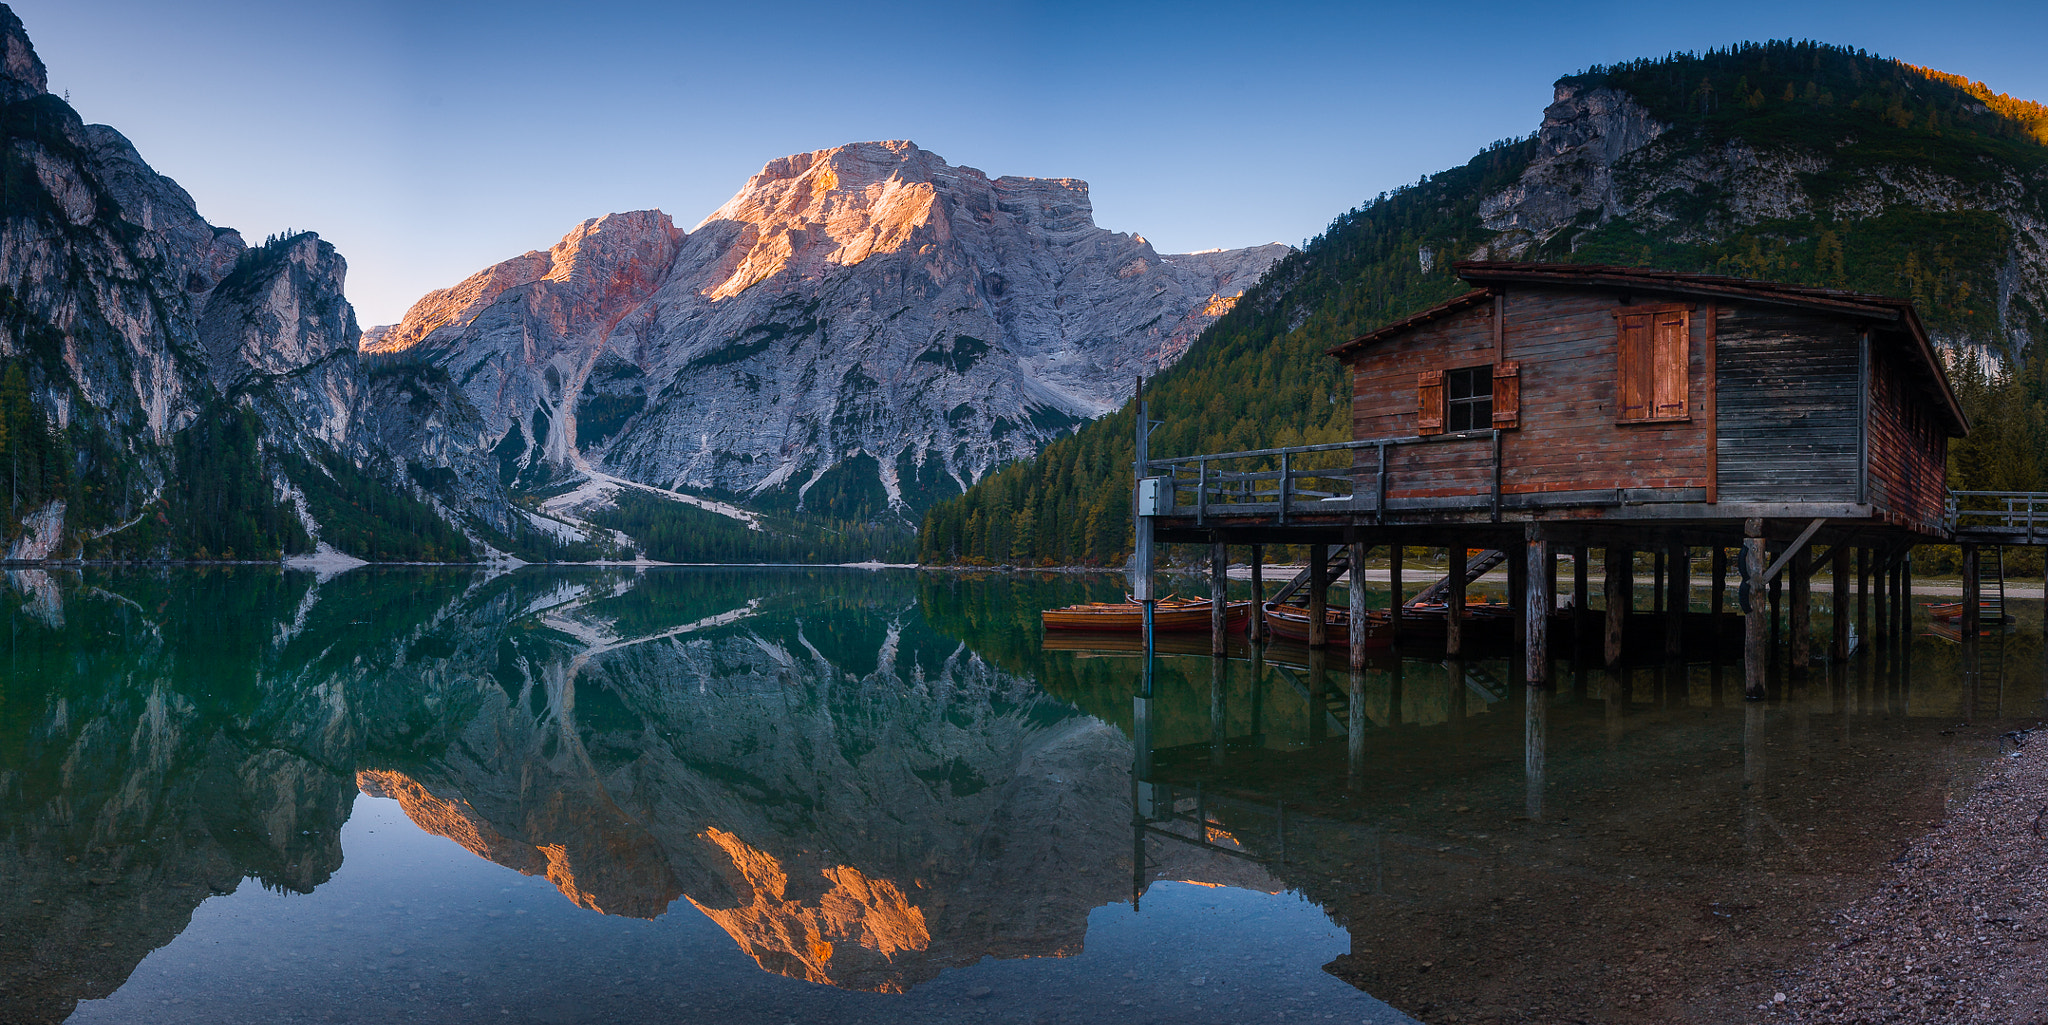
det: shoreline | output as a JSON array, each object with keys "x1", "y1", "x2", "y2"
[{"x1": 1761, "y1": 728, "x2": 2048, "y2": 1024}]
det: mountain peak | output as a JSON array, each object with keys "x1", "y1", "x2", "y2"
[{"x1": 1, "y1": 3, "x2": 48, "y2": 103}]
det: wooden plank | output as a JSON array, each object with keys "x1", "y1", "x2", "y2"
[{"x1": 1705, "y1": 303, "x2": 1718, "y2": 503}]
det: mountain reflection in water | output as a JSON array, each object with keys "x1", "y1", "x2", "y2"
[
  {"x1": 0, "y1": 566, "x2": 2040, "y2": 1025},
  {"x1": 0, "y1": 567, "x2": 1290, "y2": 1024}
]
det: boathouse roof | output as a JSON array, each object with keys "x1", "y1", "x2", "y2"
[{"x1": 1327, "y1": 262, "x2": 1968, "y2": 436}]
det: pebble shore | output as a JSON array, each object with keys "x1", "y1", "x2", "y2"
[{"x1": 1764, "y1": 726, "x2": 2048, "y2": 1024}]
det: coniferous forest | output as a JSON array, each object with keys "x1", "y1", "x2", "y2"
[{"x1": 919, "y1": 42, "x2": 2048, "y2": 567}]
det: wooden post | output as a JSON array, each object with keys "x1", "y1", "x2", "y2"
[
  {"x1": 1211, "y1": 654, "x2": 1228, "y2": 766},
  {"x1": 1248, "y1": 544, "x2": 1265, "y2": 642},
  {"x1": 1653, "y1": 550, "x2": 1666, "y2": 614},
  {"x1": 1388, "y1": 544, "x2": 1404, "y2": 637},
  {"x1": 1790, "y1": 544, "x2": 1811, "y2": 670},
  {"x1": 1526, "y1": 529, "x2": 1551, "y2": 686},
  {"x1": 1856, "y1": 547, "x2": 1869, "y2": 646},
  {"x1": 1890, "y1": 554, "x2": 1905, "y2": 643},
  {"x1": 1605, "y1": 545, "x2": 1632, "y2": 667},
  {"x1": 1349, "y1": 540, "x2": 1369, "y2": 668},
  {"x1": 1961, "y1": 544, "x2": 1980, "y2": 640},
  {"x1": 1743, "y1": 521, "x2": 1767, "y2": 699},
  {"x1": 1873, "y1": 551, "x2": 1889, "y2": 642},
  {"x1": 1308, "y1": 544, "x2": 1329, "y2": 648},
  {"x1": 1769, "y1": 568, "x2": 1784, "y2": 655},
  {"x1": 1211, "y1": 538, "x2": 1229, "y2": 657},
  {"x1": 1892, "y1": 549, "x2": 1908, "y2": 635},
  {"x1": 1572, "y1": 546, "x2": 1589, "y2": 645},
  {"x1": 1509, "y1": 543, "x2": 1528, "y2": 662},
  {"x1": 1447, "y1": 543, "x2": 1466, "y2": 658},
  {"x1": 1711, "y1": 546, "x2": 1727, "y2": 615},
  {"x1": 1665, "y1": 542, "x2": 1687, "y2": 659},
  {"x1": 1831, "y1": 546, "x2": 1851, "y2": 659}
]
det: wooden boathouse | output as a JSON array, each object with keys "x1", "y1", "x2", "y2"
[{"x1": 1132, "y1": 262, "x2": 2043, "y2": 697}]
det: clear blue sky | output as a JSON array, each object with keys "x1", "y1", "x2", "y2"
[{"x1": 12, "y1": 0, "x2": 2048, "y2": 327}]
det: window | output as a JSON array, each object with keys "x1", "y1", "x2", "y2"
[
  {"x1": 1615, "y1": 305, "x2": 1690, "y2": 421},
  {"x1": 1418, "y1": 362, "x2": 1518, "y2": 436},
  {"x1": 1446, "y1": 366, "x2": 1492, "y2": 432}
]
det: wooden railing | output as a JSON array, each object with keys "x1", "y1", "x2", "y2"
[
  {"x1": 1143, "y1": 430, "x2": 1505, "y2": 525},
  {"x1": 1948, "y1": 490, "x2": 2048, "y2": 543}
]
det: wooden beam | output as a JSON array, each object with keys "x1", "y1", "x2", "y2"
[{"x1": 1762, "y1": 518, "x2": 1828, "y2": 584}]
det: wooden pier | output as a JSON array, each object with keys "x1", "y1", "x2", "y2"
[{"x1": 1130, "y1": 263, "x2": 2048, "y2": 699}]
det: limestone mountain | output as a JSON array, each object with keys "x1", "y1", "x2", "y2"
[
  {"x1": 922, "y1": 40, "x2": 2048, "y2": 565},
  {"x1": 0, "y1": 4, "x2": 519, "y2": 561},
  {"x1": 366, "y1": 141, "x2": 1286, "y2": 519}
]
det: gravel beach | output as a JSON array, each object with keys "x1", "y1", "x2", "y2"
[{"x1": 1762, "y1": 726, "x2": 2048, "y2": 1024}]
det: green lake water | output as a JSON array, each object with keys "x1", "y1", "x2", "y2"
[{"x1": 0, "y1": 566, "x2": 2038, "y2": 1024}]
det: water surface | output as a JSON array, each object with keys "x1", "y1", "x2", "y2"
[{"x1": 0, "y1": 566, "x2": 2037, "y2": 1024}]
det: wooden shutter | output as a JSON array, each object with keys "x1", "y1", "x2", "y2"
[
  {"x1": 1616, "y1": 312, "x2": 1652, "y2": 420},
  {"x1": 1417, "y1": 370, "x2": 1445, "y2": 435},
  {"x1": 1491, "y1": 361, "x2": 1521, "y2": 429},
  {"x1": 1651, "y1": 310, "x2": 1689, "y2": 418}
]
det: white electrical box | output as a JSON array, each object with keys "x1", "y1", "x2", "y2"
[{"x1": 1135, "y1": 477, "x2": 1168, "y2": 516}]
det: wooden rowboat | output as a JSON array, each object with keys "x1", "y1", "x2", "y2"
[
  {"x1": 1041, "y1": 595, "x2": 1252, "y2": 632},
  {"x1": 1260, "y1": 602, "x2": 1394, "y2": 648}
]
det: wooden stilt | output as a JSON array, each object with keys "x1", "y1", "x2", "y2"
[
  {"x1": 1447, "y1": 542, "x2": 1466, "y2": 658},
  {"x1": 1832, "y1": 545, "x2": 1851, "y2": 659},
  {"x1": 1889, "y1": 554, "x2": 1904, "y2": 643},
  {"x1": 1743, "y1": 521, "x2": 1767, "y2": 699},
  {"x1": 1248, "y1": 544, "x2": 1265, "y2": 642},
  {"x1": 1712, "y1": 546, "x2": 1728, "y2": 649},
  {"x1": 1665, "y1": 542, "x2": 1687, "y2": 659},
  {"x1": 1349, "y1": 540, "x2": 1369, "y2": 668},
  {"x1": 1962, "y1": 543, "x2": 1980, "y2": 640},
  {"x1": 1388, "y1": 545, "x2": 1404, "y2": 636},
  {"x1": 1211, "y1": 538, "x2": 1229, "y2": 657},
  {"x1": 1892, "y1": 549, "x2": 1908, "y2": 635},
  {"x1": 1526, "y1": 530, "x2": 1551, "y2": 687},
  {"x1": 1856, "y1": 547, "x2": 1869, "y2": 645},
  {"x1": 1509, "y1": 543, "x2": 1528, "y2": 661},
  {"x1": 1653, "y1": 550, "x2": 1666, "y2": 614},
  {"x1": 1605, "y1": 546, "x2": 1632, "y2": 667},
  {"x1": 1791, "y1": 544, "x2": 1811, "y2": 670},
  {"x1": 1572, "y1": 546, "x2": 1589, "y2": 645},
  {"x1": 1769, "y1": 569, "x2": 1783, "y2": 656},
  {"x1": 1308, "y1": 545, "x2": 1329, "y2": 648},
  {"x1": 1873, "y1": 550, "x2": 1890, "y2": 641}
]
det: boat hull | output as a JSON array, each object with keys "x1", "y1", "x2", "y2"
[
  {"x1": 1041, "y1": 600, "x2": 1252, "y2": 633},
  {"x1": 1261, "y1": 602, "x2": 1393, "y2": 648}
]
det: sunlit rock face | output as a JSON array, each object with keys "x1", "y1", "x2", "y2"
[
  {"x1": 0, "y1": 8, "x2": 517, "y2": 552},
  {"x1": 368, "y1": 141, "x2": 1288, "y2": 512}
]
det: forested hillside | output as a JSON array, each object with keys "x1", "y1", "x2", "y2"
[{"x1": 920, "y1": 41, "x2": 2048, "y2": 565}]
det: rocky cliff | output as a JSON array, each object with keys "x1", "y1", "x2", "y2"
[
  {"x1": 367, "y1": 141, "x2": 1287, "y2": 516},
  {"x1": 0, "y1": 5, "x2": 517, "y2": 560}
]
